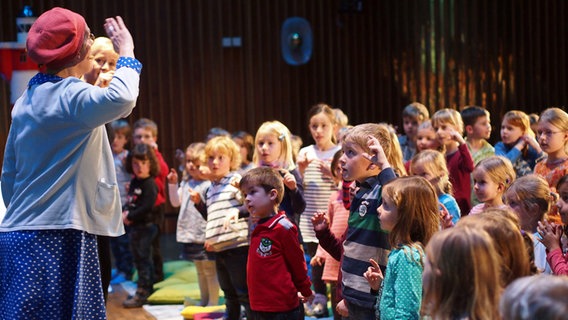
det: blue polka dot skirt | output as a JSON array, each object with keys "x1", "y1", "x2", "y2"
[{"x1": 0, "y1": 229, "x2": 107, "y2": 320}]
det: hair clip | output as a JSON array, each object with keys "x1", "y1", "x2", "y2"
[{"x1": 278, "y1": 132, "x2": 286, "y2": 141}]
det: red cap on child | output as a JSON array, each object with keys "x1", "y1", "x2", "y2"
[{"x1": 26, "y1": 7, "x2": 87, "y2": 70}]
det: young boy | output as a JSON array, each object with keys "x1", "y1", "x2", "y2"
[
  {"x1": 240, "y1": 167, "x2": 313, "y2": 320},
  {"x1": 200, "y1": 136, "x2": 251, "y2": 319},
  {"x1": 398, "y1": 102, "x2": 430, "y2": 162},
  {"x1": 132, "y1": 118, "x2": 170, "y2": 282},
  {"x1": 338, "y1": 123, "x2": 397, "y2": 319},
  {"x1": 461, "y1": 106, "x2": 495, "y2": 205}
]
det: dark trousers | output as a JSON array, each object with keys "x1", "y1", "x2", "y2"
[
  {"x1": 216, "y1": 246, "x2": 251, "y2": 320},
  {"x1": 250, "y1": 304, "x2": 303, "y2": 320},
  {"x1": 97, "y1": 235, "x2": 111, "y2": 302},
  {"x1": 151, "y1": 205, "x2": 164, "y2": 282},
  {"x1": 129, "y1": 224, "x2": 158, "y2": 291},
  {"x1": 110, "y1": 227, "x2": 133, "y2": 277},
  {"x1": 304, "y1": 242, "x2": 326, "y2": 295}
]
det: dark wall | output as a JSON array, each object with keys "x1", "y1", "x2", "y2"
[{"x1": 1, "y1": 0, "x2": 567, "y2": 168}]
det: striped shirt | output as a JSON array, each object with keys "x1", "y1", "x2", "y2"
[
  {"x1": 204, "y1": 172, "x2": 249, "y2": 252},
  {"x1": 341, "y1": 168, "x2": 396, "y2": 310},
  {"x1": 299, "y1": 145, "x2": 341, "y2": 243}
]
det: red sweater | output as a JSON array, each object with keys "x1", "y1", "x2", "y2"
[
  {"x1": 154, "y1": 149, "x2": 169, "y2": 207},
  {"x1": 247, "y1": 212, "x2": 312, "y2": 312},
  {"x1": 446, "y1": 143, "x2": 474, "y2": 215}
]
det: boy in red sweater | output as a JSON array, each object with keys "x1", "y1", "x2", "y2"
[{"x1": 240, "y1": 167, "x2": 313, "y2": 320}]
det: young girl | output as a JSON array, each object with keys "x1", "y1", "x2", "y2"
[
  {"x1": 167, "y1": 142, "x2": 219, "y2": 306},
  {"x1": 410, "y1": 150, "x2": 461, "y2": 225},
  {"x1": 253, "y1": 120, "x2": 306, "y2": 226},
  {"x1": 422, "y1": 227, "x2": 502, "y2": 319},
  {"x1": 297, "y1": 103, "x2": 341, "y2": 315},
  {"x1": 496, "y1": 110, "x2": 543, "y2": 177},
  {"x1": 122, "y1": 143, "x2": 160, "y2": 308},
  {"x1": 534, "y1": 107, "x2": 568, "y2": 224},
  {"x1": 538, "y1": 175, "x2": 568, "y2": 276},
  {"x1": 364, "y1": 176, "x2": 439, "y2": 319},
  {"x1": 313, "y1": 150, "x2": 350, "y2": 320},
  {"x1": 505, "y1": 174, "x2": 554, "y2": 273},
  {"x1": 416, "y1": 120, "x2": 442, "y2": 153},
  {"x1": 469, "y1": 155, "x2": 516, "y2": 215},
  {"x1": 431, "y1": 108, "x2": 475, "y2": 215}
]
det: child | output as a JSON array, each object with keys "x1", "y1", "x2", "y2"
[
  {"x1": 505, "y1": 174, "x2": 554, "y2": 273},
  {"x1": 202, "y1": 136, "x2": 251, "y2": 318},
  {"x1": 461, "y1": 106, "x2": 495, "y2": 206},
  {"x1": 297, "y1": 103, "x2": 341, "y2": 315},
  {"x1": 132, "y1": 118, "x2": 170, "y2": 282},
  {"x1": 457, "y1": 210, "x2": 531, "y2": 286},
  {"x1": 469, "y1": 155, "x2": 516, "y2": 215},
  {"x1": 500, "y1": 274, "x2": 568, "y2": 320},
  {"x1": 253, "y1": 121, "x2": 306, "y2": 226},
  {"x1": 232, "y1": 131, "x2": 255, "y2": 175},
  {"x1": 333, "y1": 107, "x2": 350, "y2": 143},
  {"x1": 538, "y1": 175, "x2": 568, "y2": 275},
  {"x1": 109, "y1": 120, "x2": 134, "y2": 283},
  {"x1": 240, "y1": 167, "x2": 313, "y2": 320},
  {"x1": 415, "y1": 120, "x2": 442, "y2": 153},
  {"x1": 422, "y1": 227, "x2": 502, "y2": 319},
  {"x1": 398, "y1": 102, "x2": 430, "y2": 162},
  {"x1": 336, "y1": 123, "x2": 402, "y2": 319},
  {"x1": 167, "y1": 142, "x2": 219, "y2": 306},
  {"x1": 122, "y1": 144, "x2": 160, "y2": 308},
  {"x1": 364, "y1": 176, "x2": 439, "y2": 319},
  {"x1": 82, "y1": 37, "x2": 119, "y2": 87},
  {"x1": 313, "y1": 150, "x2": 350, "y2": 320},
  {"x1": 534, "y1": 107, "x2": 568, "y2": 224},
  {"x1": 410, "y1": 150, "x2": 461, "y2": 225},
  {"x1": 432, "y1": 108, "x2": 475, "y2": 215},
  {"x1": 495, "y1": 110, "x2": 543, "y2": 177}
]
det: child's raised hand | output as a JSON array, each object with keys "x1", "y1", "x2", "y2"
[
  {"x1": 296, "y1": 151, "x2": 312, "y2": 174},
  {"x1": 363, "y1": 258, "x2": 383, "y2": 291},
  {"x1": 439, "y1": 203, "x2": 454, "y2": 229},
  {"x1": 310, "y1": 255, "x2": 325, "y2": 267},
  {"x1": 279, "y1": 169, "x2": 297, "y2": 190},
  {"x1": 316, "y1": 160, "x2": 334, "y2": 180},
  {"x1": 363, "y1": 136, "x2": 390, "y2": 170},
  {"x1": 188, "y1": 188, "x2": 201, "y2": 204},
  {"x1": 449, "y1": 128, "x2": 466, "y2": 145},
  {"x1": 537, "y1": 220, "x2": 562, "y2": 252},
  {"x1": 223, "y1": 208, "x2": 240, "y2": 230},
  {"x1": 311, "y1": 211, "x2": 330, "y2": 232},
  {"x1": 167, "y1": 168, "x2": 179, "y2": 184}
]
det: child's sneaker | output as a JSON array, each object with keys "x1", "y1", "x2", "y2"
[{"x1": 122, "y1": 288, "x2": 151, "y2": 308}]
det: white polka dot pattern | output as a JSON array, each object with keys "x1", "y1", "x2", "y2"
[
  {"x1": 116, "y1": 57, "x2": 142, "y2": 74},
  {"x1": 0, "y1": 230, "x2": 107, "y2": 319}
]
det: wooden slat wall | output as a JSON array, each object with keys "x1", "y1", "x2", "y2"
[{"x1": 1, "y1": 0, "x2": 567, "y2": 168}]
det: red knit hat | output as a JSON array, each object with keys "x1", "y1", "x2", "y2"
[{"x1": 26, "y1": 7, "x2": 87, "y2": 70}]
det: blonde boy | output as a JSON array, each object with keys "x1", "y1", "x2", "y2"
[{"x1": 240, "y1": 167, "x2": 313, "y2": 319}]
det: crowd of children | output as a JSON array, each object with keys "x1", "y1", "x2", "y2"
[{"x1": 100, "y1": 102, "x2": 568, "y2": 320}]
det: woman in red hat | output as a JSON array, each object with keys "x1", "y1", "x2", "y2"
[{"x1": 0, "y1": 7, "x2": 142, "y2": 319}]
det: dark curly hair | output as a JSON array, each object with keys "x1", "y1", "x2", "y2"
[{"x1": 125, "y1": 143, "x2": 160, "y2": 177}]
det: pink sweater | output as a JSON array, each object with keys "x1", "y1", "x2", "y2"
[{"x1": 547, "y1": 248, "x2": 568, "y2": 275}]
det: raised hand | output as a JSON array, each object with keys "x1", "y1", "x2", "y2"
[{"x1": 363, "y1": 258, "x2": 384, "y2": 290}]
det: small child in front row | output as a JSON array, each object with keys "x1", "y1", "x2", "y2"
[
  {"x1": 240, "y1": 167, "x2": 313, "y2": 320},
  {"x1": 364, "y1": 176, "x2": 440, "y2": 319},
  {"x1": 410, "y1": 150, "x2": 461, "y2": 225},
  {"x1": 432, "y1": 108, "x2": 475, "y2": 215},
  {"x1": 167, "y1": 142, "x2": 219, "y2": 306},
  {"x1": 122, "y1": 144, "x2": 160, "y2": 308},
  {"x1": 538, "y1": 175, "x2": 568, "y2": 275},
  {"x1": 469, "y1": 155, "x2": 516, "y2": 215}
]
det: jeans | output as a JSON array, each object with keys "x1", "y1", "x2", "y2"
[
  {"x1": 216, "y1": 246, "x2": 251, "y2": 320},
  {"x1": 129, "y1": 223, "x2": 158, "y2": 291},
  {"x1": 250, "y1": 304, "x2": 303, "y2": 320},
  {"x1": 110, "y1": 227, "x2": 133, "y2": 277}
]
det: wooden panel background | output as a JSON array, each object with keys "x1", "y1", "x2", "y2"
[{"x1": 1, "y1": 0, "x2": 567, "y2": 170}]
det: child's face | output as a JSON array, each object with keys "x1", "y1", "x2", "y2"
[
  {"x1": 416, "y1": 127, "x2": 440, "y2": 152},
  {"x1": 207, "y1": 150, "x2": 232, "y2": 181},
  {"x1": 472, "y1": 169, "x2": 502, "y2": 205},
  {"x1": 411, "y1": 163, "x2": 437, "y2": 187},
  {"x1": 133, "y1": 128, "x2": 157, "y2": 147},
  {"x1": 256, "y1": 133, "x2": 282, "y2": 167},
  {"x1": 242, "y1": 185, "x2": 277, "y2": 218},
  {"x1": 309, "y1": 112, "x2": 335, "y2": 148},
  {"x1": 536, "y1": 121, "x2": 568, "y2": 156},
  {"x1": 434, "y1": 122, "x2": 457, "y2": 147},
  {"x1": 340, "y1": 141, "x2": 372, "y2": 183},
  {"x1": 185, "y1": 151, "x2": 204, "y2": 180},
  {"x1": 112, "y1": 132, "x2": 128, "y2": 154},
  {"x1": 377, "y1": 194, "x2": 398, "y2": 232},
  {"x1": 132, "y1": 158, "x2": 151, "y2": 179},
  {"x1": 556, "y1": 182, "x2": 568, "y2": 224},
  {"x1": 471, "y1": 115, "x2": 492, "y2": 140},
  {"x1": 500, "y1": 120, "x2": 524, "y2": 145},
  {"x1": 505, "y1": 194, "x2": 536, "y2": 232},
  {"x1": 403, "y1": 116, "x2": 420, "y2": 140}
]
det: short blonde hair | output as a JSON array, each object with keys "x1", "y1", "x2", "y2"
[
  {"x1": 432, "y1": 108, "x2": 464, "y2": 135},
  {"x1": 205, "y1": 136, "x2": 242, "y2": 171}
]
